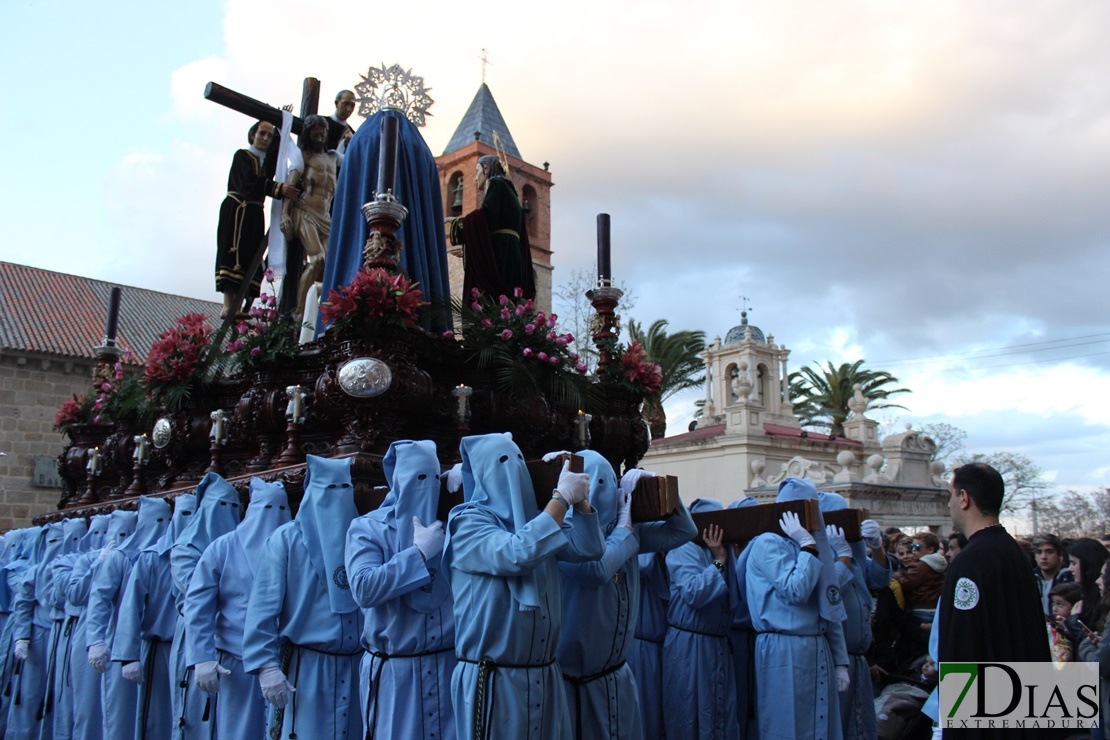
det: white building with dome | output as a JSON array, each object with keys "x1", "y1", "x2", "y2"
[{"x1": 642, "y1": 313, "x2": 952, "y2": 530}]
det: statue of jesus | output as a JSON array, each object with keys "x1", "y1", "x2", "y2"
[{"x1": 280, "y1": 115, "x2": 338, "y2": 320}]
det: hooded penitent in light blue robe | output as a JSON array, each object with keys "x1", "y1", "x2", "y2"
[
  {"x1": 629, "y1": 549, "x2": 668, "y2": 739},
  {"x1": 818, "y1": 490, "x2": 882, "y2": 740},
  {"x1": 727, "y1": 496, "x2": 760, "y2": 740},
  {"x1": 744, "y1": 477, "x2": 848, "y2": 740},
  {"x1": 346, "y1": 439, "x2": 457, "y2": 739},
  {"x1": 113, "y1": 493, "x2": 194, "y2": 740},
  {"x1": 558, "y1": 460, "x2": 696, "y2": 740},
  {"x1": 663, "y1": 498, "x2": 741, "y2": 740},
  {"x1": 86, "y1": 497, "x2": 169, "y2": 740},
  {"x1": 0, "y1": 529, "x2": 36, "y2": 737},
  {"x1": 52, "y1": 514, "x2": 108, "y2": 740},
  {"x1": 7, "y1": 522, "x2": 65, "y2": 740},
  {"x1": 69, "y1": 510, "x2": 136, "y2": 740},
  {"x1": 244, "y1": 455, "x2": 363, "y2": 740},
  {"x1": 169, "y1": 473, "x2": 241, "y2": 739},
  {"x1": 444, "y1": 433, "x2": 605, "y2": 740},
  {"x1": 184, "y1": 478, "x2": 289, "y2": 740},
  {"x1": 36, "y1": 517, "x2": 86, "y2": 740}
]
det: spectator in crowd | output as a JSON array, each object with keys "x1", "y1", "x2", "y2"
[
  {"x1": 1067, "y1": 537, "x2": 1109, "y2": 644},
  {"x1": 1032, "y1": 534, "x2": 1073, "y2": 615},
  {"x1": 946, "y1": 532, "x2": 967, "y2": 564}
]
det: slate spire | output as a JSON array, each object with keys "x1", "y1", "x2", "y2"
[{"x1": 442, "y1": 83, "x2": 521, "y2": 160}]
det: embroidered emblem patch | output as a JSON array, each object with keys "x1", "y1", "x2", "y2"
[
  {"x1": 953, "y1": 577, "x2": 979, "y2": 610},
  {"x1": 333, "y1": 565, "x2": 350, "y2": 590},
  {"x1": 826, "y1": 585, "x2": 842, "y2": 606}
]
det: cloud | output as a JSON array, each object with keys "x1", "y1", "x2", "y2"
[{"x1": 170, "y1": 56, "x2": 229, "y2": 121}]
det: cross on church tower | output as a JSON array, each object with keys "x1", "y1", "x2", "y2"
[{"x1": 480, "y1": 48, "x2": 492, "y2": 84}]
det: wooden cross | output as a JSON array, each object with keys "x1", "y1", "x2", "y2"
[
  {"x1": 480, "y1": 49, "x2": 491, "y2": 84},
  {"x1": 203, "y1": 78, "x2": 323, "y2": 318}
]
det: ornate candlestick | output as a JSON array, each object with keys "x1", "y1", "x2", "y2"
[
  {"x1": 453, "y1": 384, "x2": 473, "y2": 426},
  {"x1": 275, "y1": 385, "x2": 307, "y2": 466},
  {"x1": 587, "y1": 212, "x2": 622, "y2": 373},
  {"x1": 92, "y1": 287, "x2": 124, "y2": 390},
  {"x1": 207, "y1": 410, "x2": 229, "y2": 475},
  {"x1": 361, "y1": 116, "x2": 409, "y2": 271},
  {"x1": 125, "y1": 434, "x2": 150, "y2": 496},
  {"x1": 78, "y1": 446, "x2": 101, "y2": 506}
]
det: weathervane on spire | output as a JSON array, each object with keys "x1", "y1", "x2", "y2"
[
  {"x1": 738, "y1": 294, "x2": 753, "y2": 323},
  {"x1": 353, "y1": 63, "x2": 435, "y2": 127}
]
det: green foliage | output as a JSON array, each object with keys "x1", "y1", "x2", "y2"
[{"x1": 788, "y1": 359, "x2": 911, "y2": 436}]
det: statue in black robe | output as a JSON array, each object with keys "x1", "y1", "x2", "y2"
[{"x1": 448, "y1": 155, "x2": 536, "y2": 300}]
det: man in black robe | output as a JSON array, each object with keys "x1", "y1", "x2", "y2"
[
  {"x1": 938, "y1": 461, "x2": 1052, "y2": 738},
  {"x1": 448, "y1": 154, "x2": 536, "y2": 301},
  {"x1": 214, "y1": 120, "x2": 298, "y2": 318}
]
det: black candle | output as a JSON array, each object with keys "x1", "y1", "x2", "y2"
[
  {"x1": 376, "y1": 115, "x2": 399, "y2": 196},
  {"x1": 104, "y1": 286, "x2": 121, "y2": 345},
  {"x1": 597, "y1": 214, "x2": 611, "y2": 281}
]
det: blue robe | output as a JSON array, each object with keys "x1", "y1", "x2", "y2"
[
  {"x1": 85, "y1": 498, "x2": 169, "y2": 740},
  {"x1": 346, "y1": 440, "x2": 456, "y2": 740},
  {"x1": 727, "y1": 496, "x2": 760, "y2": 740},
  {"x1": 663, "y1": 499, "x2": 741, "y2": 740},
  {"x1": 184, "y1": 479, "x2": 289, "y2": 740},
  {"x1": 7, "y1": 524, "x2": 64, "y2": 740},
  {"x1": 243, "y1": 456, "x2": 363, "y2": 740},
  {"x1": 0, "y1": 530, "x2": 36, "y2": 737},
  {"x1": 819, "y1": 491, "x2": 884, "y2": 740},
  {"x1": 628, "y1": 552, "x2": 668, "y2": 739},
  {"x1": 36, "y1": 518, "x2": 86, "y2": 740},
  {"x1": 169, "y1": 473, "x2": 241, "y2": 739},
  {"x1": 69, "y1": 512, "x2": 138, "y2": 740},
  {"x1": 557, "y1": 458, "x2": 697, "y2": 740},
  {"x1": 113, "y1": 493, "x2": 194, "y2": 740},
  {"x1": 50, "y1": 515, "x2": 108, "y2": 740},
  {"x1": 319, "y1": 109, "x2": 451, "y2": 334},
  {"x1": 445, "y1": 433, "x2": 605, "y2": 740}
]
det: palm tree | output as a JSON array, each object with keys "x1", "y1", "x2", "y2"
[
  {"x1": 788, "y1": 359, "x2": 910, "y2": 436},
  {"x1": 627, "y1": 319, "x2": 706, "y2": 439}
]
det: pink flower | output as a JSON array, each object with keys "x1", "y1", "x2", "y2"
[
  {"x1": 481, "y1": 319, "x2": 492, "y2": 329},
  {"x1": 513, "y1": 287, "x2": 523, "y2": 298},
  {"x1": 93, "y1": 415, "x2": 100, "y2": 424},
  {"x1": 500, "y1": 329, "x2": 513, "y2": 341},
  {"x1": 114, "y1": 369, "x2": 124, "y2": 380},
  {"x1": 569, "y1": 351, "x2": 579, "y2": 361},
  {"x1": 250, "y1": 306, "x2": 263, "y2": 318},
  {"x1": 100, "y1": 382, "x2": 112, "y2": 392},
  {"x1": 522, "y1": 348, "x2": 534, "y2": 358},
  {"x1": 563, "y1": 333, "x2": 574, "y2": 343},
  {"x1": 237, "y1": 321, "x2": 249, "y2": 334},
  {"x1": 537, "y1": 352, "x2": 548, "y2": 362},
  {"x1": 500, "y1": 308, "x2": 511, "y2": 321},
  {"x1": 499, "y1": 294, "x2": 510, "y2": 306},
  {"x1": 524, "y1": 299, "x2": 534, "y2": 310},
  {"x1": 553, "y1": 336, "x2": 568, "y2": 345},
  {"x1": 250, "y1": 347, "x2": 262, "y2": 357},
  {"x1": 547, "y1": 315, "x2": 559, "y2": 328},
  {"x1": 264, "y1": 269, "x2": 275, "y2": 282},
  {"x1": 471, "y1": 287, "x2": 481, "y2": 298},
  {"x1": 265, "y1": 308, "x2": 277, "y2": 320},
  {"x1": 536, "y1": 311, "x2": 546, "y2": 325},
  {"x1": 442, "y1": 330, "x2": 455, "y2": 339},
  {"x1": 514, "y1": 305, "x2": 526, "y2": 316},
  {"x1": 470, "y1": 301, "x2": 482, "y2": 312},
  {"x1": 524, "y1": 323, "x2": 536, "y2": 335},
  {"x1": 549, "y1": 356, "x2": 560, "y2": 366},
  {"x1": 226, "y1": 340, "x2": 244, "y2": 352},
  {"x1": 576, "y1": 362, "x2": 588, "y2": 374}
]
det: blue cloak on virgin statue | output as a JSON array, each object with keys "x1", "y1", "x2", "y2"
[{"x1": 319, "y1": 108, "x2": 451, "y2": 333}]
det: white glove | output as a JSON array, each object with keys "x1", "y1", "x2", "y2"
[
  {"x1": 836, "y1": 665, "x2": 850, "y2": 693},
  {"x1": 861, "y1": 519, "x2": 882, "y2": 549},
  {"x1": 826, "y1": 525, "x2": 852, "y2": 560},
  {"x1": 195, "y1": 660, "x2": 230, "y2": 695},
  {"x1": 121, "y1": 661, "x2": 143, "y2": 683},
  {"x1": 931, "y1": 725, "x2": 944, "y2": 740},
  {"x1": 616, "y1": 487, "x2": 633, "y2": 531},
  {"x1": 88, "y1": 642, "x2": 109, "y2": 673},
  {"x1": 446, "y1": 463, "x2": 463, "y2": 493},
  {"x1": 542, "y1": 450, "x2": 571, "y2": 463},
  {"x1": 259, "y1": 663, "x2": 295, "y2": 708},
  {"x1": 412, "y1": 517, "x2": 445, "y2": 560},
  {"x1": 98, "y1": 541, "x2": 116, "y2": 561},
  {"x1": 778, "y1": 512, "x2": 816, "y2": 549},
  {"x1": 13, "y1": 639, "x2": 29, "y2": 661},
  {"x1": 556, "y1": 460, "x2": 590, "y2": 506}
]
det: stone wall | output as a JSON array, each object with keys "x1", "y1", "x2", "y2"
[{"x1": 0, "y1": 352, "x2": 92, "y2": 529}]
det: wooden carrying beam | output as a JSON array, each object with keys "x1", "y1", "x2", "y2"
[
  {"x1": 823, "y1": 508, "x2": 870, "y2": 542},
  {"x1": 434, "y1": 453, "x2": 585, "y2": 521},
  {"x1": 692, "y1": 499, "x2": 822, "y2": 546},
  {"x1": 630, "y1": 475, "x2": 681, "y2": 523}
]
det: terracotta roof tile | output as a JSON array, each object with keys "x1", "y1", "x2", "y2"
[{"x1": 0, "y1": 261, "x2": 222, "y2": 363}]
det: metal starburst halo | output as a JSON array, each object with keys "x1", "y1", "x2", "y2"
[{"x1": 353, "y1": 63, "x2": 435, "y2": 127}]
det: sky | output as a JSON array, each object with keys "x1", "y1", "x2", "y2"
[{"x1": 2, "y1": 0, "x2": 1108, "y2": 506}]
